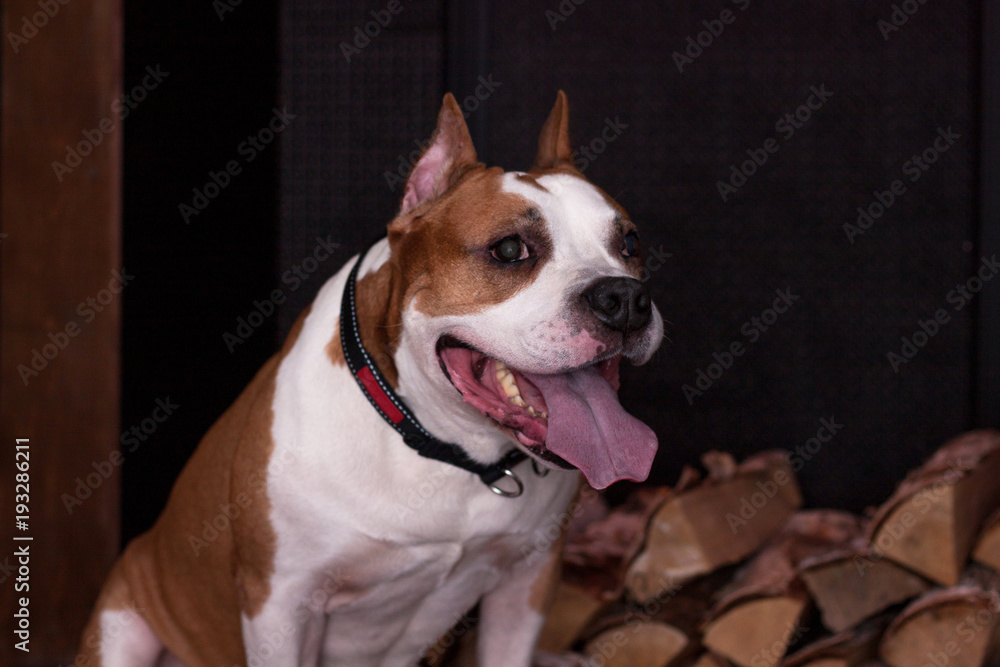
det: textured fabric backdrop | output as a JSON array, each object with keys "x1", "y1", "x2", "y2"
[{"x1": 278, "y1": 0, "x2": 980, "y2": 511}]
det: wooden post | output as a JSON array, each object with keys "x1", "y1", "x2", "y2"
[{"x1": 0, "y1": 0, "x2": 122, "y2": 663}]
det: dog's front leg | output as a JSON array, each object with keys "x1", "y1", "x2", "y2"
[
  {"x1": 476, "y1": 539, "x2": 563, "y2": 667},
  {"x1": 239, "y1": 582, "x2": 327, "y2": 667}
]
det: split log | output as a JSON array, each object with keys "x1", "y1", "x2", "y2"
[
  {"x1": 701, "y1": 511, "x2": 860, "y2": 667},
  {"x1": 532, "y1": 651, "x2": 589, "y2": 667},
  {"x1": 786, "y1": 658, "x2": 886, "y2": 667},
  {"x1": 799, "y1": 539, "x2": 930, "y2": 633},
  {"x1": 575, "y1": 565, "x2": 737, "y2": 667},
  {"x1": 879, "y1": 569, "x2": 1000, "y2": 667},
  {"x1": 691, "y1": 654, "x2": 732, "y2": 667},
  {"x1": 537, "y1": 581, "x2": 610, "y2": 654},
  {"x1": 866, "y1": 430, "x2": 1000, "y2": 586},
  {"x1": 972, "y1": 508, "x2": 1000, "y2": 573},
  {"x1": 781, "y1": 615, "x2": 888, "y2": 667},
  {"x1": 582, "y1": 621, "x2": 688, "y2": 667},
  {"x1": 625, "y1": 451, "x2": 802, "y2": 602},
  {"x1": 703, "y1": 596, "x2": 810, "y2": 667}
]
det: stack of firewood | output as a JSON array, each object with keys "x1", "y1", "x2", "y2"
[
  {"x1": 537, "y1": 430, "x2": 1000, "y2": 667},
  {"x1": 431, "y1": 430, "x2": 1000, "y2": 667}
]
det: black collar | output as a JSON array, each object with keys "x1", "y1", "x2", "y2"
[{"x1": 339, "y1": 240, "x2": 528, "y2": 496}]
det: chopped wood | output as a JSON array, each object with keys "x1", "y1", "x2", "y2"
[
  {"x1": 702, "y1": 511, "x2": 860, "y2": 667},
  {"x1": 782, "y1": 614, "x2": 889, "y2": 667},
  {"x1": 525, "y1": 431, "x2": 1000, "y2": 667},
  {"x1": 866, "y1": 430, "x2": 1000, "y2": 586},
  {"x1": 582, "y1": 621, "x2": 688, "y2": 667},
  {"x1": 972, "y1": 508, "x2": 1000, "y2": 573},
  {"x1": 536, "y1": 581, "x2": 610, "y2": 654},
  {"x1": 799, "y1": 538, "x2": 930, "y2": 633},
  {"x1": 879, "y1": 579, "x2": 1000, "y2": 667},
  {"x1": 532, "y1": 651, "x2": 589, "y2": 667},
  {"x1": 625, "y1": 451, "x2": 802, "y2": 602},
  {"x1": 703, "y1": 596, "x2": 810, "y2": 667},
  {"x1": 791, "y1": 660, "x2": 886, "y2": 667},
  {"x1": 575, "y1": 565, "x2": 736, "y2": 667},
  {"x1": 713, "y1": 511, "x2": 861, "y2": 608},
  {"x1": 691, "y1": 653, "x2": 733, "y2": 667}
]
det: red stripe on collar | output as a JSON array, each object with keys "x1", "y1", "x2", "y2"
[{"x1": 357, "y1": 365, "x2": 404, "y2": 424}]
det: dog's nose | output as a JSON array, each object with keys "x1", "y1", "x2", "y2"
[{"x1": 583, "y1": 277, "x2": 651, "y2": 333}]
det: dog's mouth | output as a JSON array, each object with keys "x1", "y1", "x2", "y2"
[{"x1": 436, "y1": 336, "x2": 658, "y2": 489}]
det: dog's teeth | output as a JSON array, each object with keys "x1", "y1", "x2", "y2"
[
  {"x1": 499, "y1": 373, "x2": 517, "y2": 393},
  {"x1": 493, "y1": 359, "x2": 543, "y2": 416},
  {"x1": 496, "y1": 364, "x2": 518, "y2": 396},
  {"x1": 495, "y1": 360, "x2": 530, "y2": 406}
]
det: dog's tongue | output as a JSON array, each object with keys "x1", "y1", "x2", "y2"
[{"x1": 524, "y1": 366, "x2": 658, "y2": 489}]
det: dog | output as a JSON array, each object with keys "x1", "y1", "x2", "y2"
[{"x1": 78, "y1": 91, "x2": 664, "y2": 666}]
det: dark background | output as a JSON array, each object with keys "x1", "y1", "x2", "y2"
[{"x1": 122, "y1": 0, "x2": 998, "y2": 543}]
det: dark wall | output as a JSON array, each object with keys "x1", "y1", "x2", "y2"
[
  {"x1": 124, "y1": 1, "x2": 992, "y2": 540},
  {"x1": 479, "y1": 1, "x2": 981, "y2": 510},
  {"x1": 279, "y1": 2, "x2": 446, "y2": 333},
  {"x1": 122, "y1": 2, "x2": 280, "y2": 542},
  {"x1": 279, "y1": 0, "x2": 991, "y2": 512}
]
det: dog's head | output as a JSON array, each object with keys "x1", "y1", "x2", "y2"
[{"x1": 379, "y1": 92, "x2": 663, "y2": 489}]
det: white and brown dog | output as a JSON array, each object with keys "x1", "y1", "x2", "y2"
[{"x1": 79, "y1": 92, "x2": 663, "y2": 666}]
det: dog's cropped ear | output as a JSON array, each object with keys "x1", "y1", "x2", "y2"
[
  {"x1": 531, "y1": 90, "x2": 575, "y2": 171},
  {"x1": 399, "y1": 93, "x2": 479, "y2": 216}
]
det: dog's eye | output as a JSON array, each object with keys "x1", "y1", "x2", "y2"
[
  {"x1": 491, "y1": 236, "x2": 529, "y2": 263},
  {"x1": 622, "y1": 231, "x2": 640, "y2": 258}
]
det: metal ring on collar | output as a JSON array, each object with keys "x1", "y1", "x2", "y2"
[{"x1": 489, "y1": 469, "x2": 524, "y2": 497}]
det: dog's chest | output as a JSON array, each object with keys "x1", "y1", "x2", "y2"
[
  {"x1": 271, "y1": 486, "x2": 573, "y2": 661},
  {"x1": 256, "y1": 250, "x2": 582, "y2": 658},
  {"x1": 313, "y1": 530, "x2": 534, "y2": 615}
]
